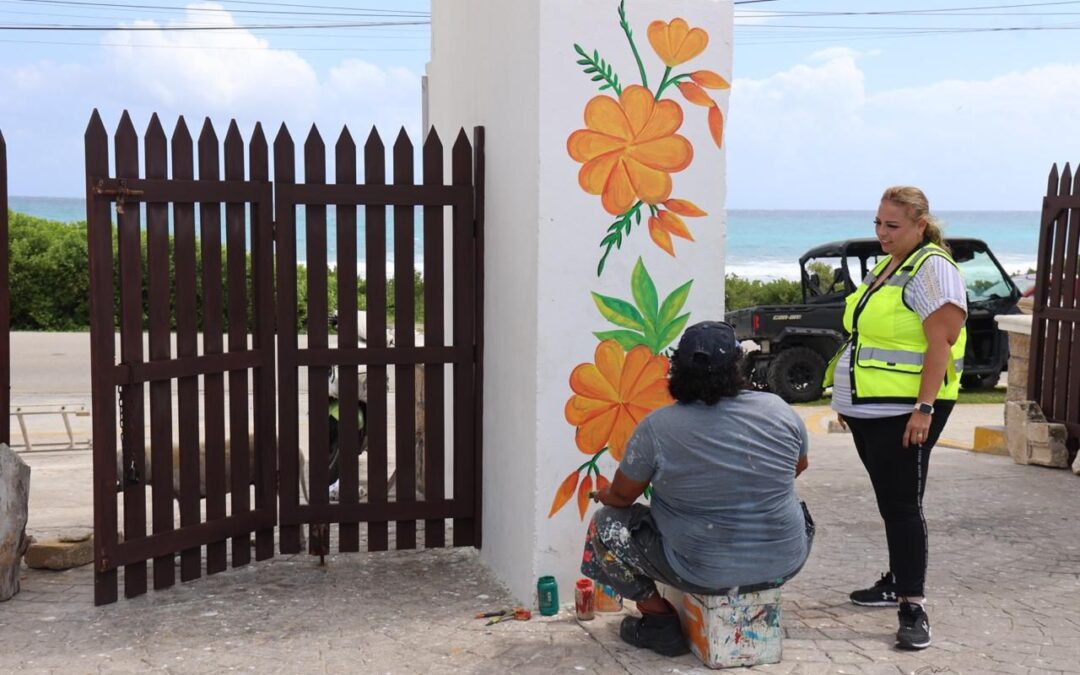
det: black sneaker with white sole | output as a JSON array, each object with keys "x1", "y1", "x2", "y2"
[
  {"x1": 850, "y1": 572, "x2": 899, "y2": 607},
  {"x1": 896, "y1": 601, "x2": 931, "y2": 649}
]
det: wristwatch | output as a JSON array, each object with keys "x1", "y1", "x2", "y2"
[{"x1": 914, "y1": 402, "x2": 934, "y2": 415}]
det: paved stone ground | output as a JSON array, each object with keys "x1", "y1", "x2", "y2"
[{"x1": 4, "y1": 402, "x2": 1079, "y2": 674}]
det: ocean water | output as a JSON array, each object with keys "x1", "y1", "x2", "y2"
[
  {"x1": 724, "y1": 209, "x2": 1041, "y2": 280},
  {"x1": 9, "y1": 196, "x2": 1040, "y2": 280}
]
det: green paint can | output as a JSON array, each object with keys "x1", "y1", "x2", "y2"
[{"x1": 537, "y1": 575, "x2": 559, "y2": 616}]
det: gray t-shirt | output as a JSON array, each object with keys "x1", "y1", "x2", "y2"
[{"x1": 619, "y1": 390, "x2": 810, "y2": 589}]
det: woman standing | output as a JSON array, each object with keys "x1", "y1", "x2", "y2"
[{"x1": 825, "y1": 186, "x2": 967, "y2": 650}]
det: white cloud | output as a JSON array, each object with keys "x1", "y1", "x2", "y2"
[
  {"x1": 103, "y1": 4, "x2": 319, "y2": 118},
  {"x1": 726, "y1": 50, "x2": 1080, "y2": 210},
  {"x1": 0, "y1": 3, "x2": 422, "y2": 196}
]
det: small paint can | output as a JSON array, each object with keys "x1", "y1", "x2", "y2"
[
  {"x1": 575, "y1": 578, "x2": 595, "y2": 621},
  {"x1": 537, "y1": 575, "x2": 559, "y2": 616},
  {"x1": 594, "y1": 583, "x2": 623, "y2": 612}
]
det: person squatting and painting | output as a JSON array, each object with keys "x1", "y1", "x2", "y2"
[
  {"x1": 826, "y1": 186, "x2": 968, "y2": 651},
  {"x1": 581, "y1": 321, "x2": 814, "y2": 657}
]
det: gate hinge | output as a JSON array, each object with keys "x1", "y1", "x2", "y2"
[{"x1": 93, "y1": 179, "x2": 145, "y2": 215}]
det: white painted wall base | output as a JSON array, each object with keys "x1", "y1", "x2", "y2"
[{"x1": 428, "y1": 0, "x2": 732, "y2": 605}]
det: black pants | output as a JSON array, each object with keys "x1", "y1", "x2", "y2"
[{"x1": 841, "y1": 401, "x2": 954, "y2": 598}]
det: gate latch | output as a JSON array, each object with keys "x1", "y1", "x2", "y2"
[{"x1": 93, "y1": 179, "x2": 145, "y2": 215}]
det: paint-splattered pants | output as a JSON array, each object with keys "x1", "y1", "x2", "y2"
[{"x1": 581, "y1": 504, "x2": 814, "y2": 602}]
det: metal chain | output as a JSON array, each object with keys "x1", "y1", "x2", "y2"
[{"x1": 116, "y1": 384, "x2": 137, "y2": 487}]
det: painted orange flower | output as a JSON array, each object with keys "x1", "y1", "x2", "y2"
[
  {"x1": 549, "y1": 470, "x2": 580, "y2": 518},
  {"x1": 648, "y1": 19, "x2": 708, "y2": 68},
  {"x1": 677, "y1": 81, "x2": 714, "y2": 108},
  {"x1": 665, "y1": 198, "x2": 707, "y2": 217},
  {"x1": 648, "y1": 199, "x2": 707, "y2": 257},
  {"x1": 576, "y1": 474, "x2": 594, "y2": 520},
  {"x1": 564, "y1": 340, "x2": 674, "y2": 461},
  {"x1": 690, "y1": 70, "x2": 730, "y2": 90},
  {"x1": 708, "y1": 105, "x2": 724, "y2": 149},
  {"x1": 567, "y1": 85, "x2": 693, "y2": 216}
]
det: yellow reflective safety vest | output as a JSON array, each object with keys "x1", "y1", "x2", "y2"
[{"x1": 823, "y1": 242, "x2": 966, "y2": 404}]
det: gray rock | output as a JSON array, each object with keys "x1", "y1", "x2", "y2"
[
  {"x1": 1004, "y1": 400, "x2": 1070, "y2": 469},
  {"x1": 0, "y1": 443, "x2": 31, "y2": 601},
  {"x1": 24, "y1": 535, "x2": 94, "y2": 570}
]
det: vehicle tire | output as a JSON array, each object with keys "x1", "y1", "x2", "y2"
[
  {"x1": 767, "y1": 347, "x2": 826, "y2": 403},
  {"x1": 740, "y1": 356, "x2": 769, "y2": 391},
  {"x1": 327, "y1": 403, "x2": 368, "y2": 487},
  {"x1": 961, "y1": 371, "x2": 1001, "y2": 390}
]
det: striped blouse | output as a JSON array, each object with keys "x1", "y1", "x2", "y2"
[{"x1": 831, "y1": 255, "x2": 968, "y2": 419}]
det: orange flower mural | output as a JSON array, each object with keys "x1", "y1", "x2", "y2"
[
  {"x1": 568, "y1": 4, "x2": 728, "y2": 275},
  {"x1": 648, "y1": 19, "x2": 708, "y2": 68},
  {"x1": 690, "y1": 70, "x2": 730, "y2": 90},
  {"x1": 567, "y1": 85, "x2": 693, "y2": 216},
  {"x1": 564, "y1": 340, "x2": 673, "y2": 461},
  {"x1": 648, "y1": 210, "x2": 694, "y2": 257},
  {"x1": 552, "y1": 2, "x2": 728, "y2": 522}
]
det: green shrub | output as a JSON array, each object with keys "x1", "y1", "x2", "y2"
[
  {"x1": 6, "y1": 211, "x2": 426, "y2": 331},
  {"x1": 724, "y1": 274, "x2": 802, "y2": 311},
  {"x1": 8, "y1": 212, "x2": 91, "y2": 330}
]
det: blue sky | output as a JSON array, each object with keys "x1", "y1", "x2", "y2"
[{"x1": 1, "y1": 0, "x2": 1078, "y2": 210}]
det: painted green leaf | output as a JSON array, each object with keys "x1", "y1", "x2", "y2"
[
  {"x1": 658, "y1": 280, "x2": 693, "y2": 327},
  {"x1": 642, "y1": 321, "x2": 659, "y2": 354},
  {"x1": 592, "y1": 293, "x2": 646, "y2": 330},
  {"x1": 630, "y1": 258, "x2": 659, "y2": 325},
  {"x1": 657, "y1": 313, "x2": 692, "y2": 352},
  {"x1": 593, "y1": 330, "x2": 649, "y2": 351}
]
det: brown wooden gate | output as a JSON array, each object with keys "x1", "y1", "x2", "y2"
[
  {"x1": 274, "y1": 124, "x2": 484, "y2": 555},
  {"x1": 87, "y1": 111, "x2": 484, "y2": 605},
  {"x1": 87, "y1": 111, "x2": 278, "y2": 605},
  {"x1": 1, "y1": 129, "x2": 8, "y2": 446},
  {"x1": 1029, "y1": 163, "x2": 1080, "y2": 452}
]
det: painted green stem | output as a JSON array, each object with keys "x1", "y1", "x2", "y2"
[
  {"x1": 618, "y1": 1, "x2": 648, "y2": 89},
  {"x1": 655, "y1": 72, "x2": 692, "y2": 100},
  {"x1": 574, "y1": 44, "x2": 622, "y2": 94},
  {"x1": 597, "y1": 201, "x2": 645, "y2": 277},
  {"x1": 577, "y1": 447, "x2": 609, "y2": 473}
]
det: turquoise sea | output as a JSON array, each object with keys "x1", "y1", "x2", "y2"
[{"x1": 8, "y1": 196, "x2": 1040, "y2": 280}]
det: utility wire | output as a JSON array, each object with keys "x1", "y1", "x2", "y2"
[
  {"x1": 736, "y1": 0, "x2": 1080, "y2": 17},
  {"x1": 0, "y1": 35, "x2": 425, "y2": 49},
  {"x1": 0, "y1": 19, "x2": 430, "y2": 30},
  {"x1": 11, "y1": 0, "x2": 429, "y2": 15}
]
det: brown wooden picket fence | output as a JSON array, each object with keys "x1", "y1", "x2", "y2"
[
  {"x1": 84, "y1": 110, "x2": 483, "y2": 606},
  {"x1": 1029, "y1": 163, "x2": 1080, "y2": 453},
  {"x1": 0, "y1": 129, "x2": 8, "y2": 447}
]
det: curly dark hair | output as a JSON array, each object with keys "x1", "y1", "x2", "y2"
[{"x1": 667, "y1": 351, "x2": 746, "y2": 405}]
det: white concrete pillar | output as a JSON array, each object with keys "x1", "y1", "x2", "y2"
[{"x1": 427, "y1": 0, "x2": 732, "y2": 605}]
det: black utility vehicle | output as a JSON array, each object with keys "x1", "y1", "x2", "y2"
[{"x1": 726, "y1": 238, "x2": 1020, "y2": 403}]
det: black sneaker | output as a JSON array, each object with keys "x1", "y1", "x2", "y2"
[
  {"x1": 850, "y1": 572, "x2": 899, "y2": 607},
  {"x1": 896, "y1": 601, "x2": 931, "y2": 649},
  {"x1": 619, "y1": 613, "x2": 690, "y2": 657}
]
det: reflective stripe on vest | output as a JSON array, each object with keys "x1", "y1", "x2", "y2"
[{"x1": 858, "y1": 346, "x2": 965, "y2": 372}]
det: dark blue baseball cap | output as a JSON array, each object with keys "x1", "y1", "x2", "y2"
[{"x1": 673, "y1": 321, "x2": 740, "y2": 370}]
